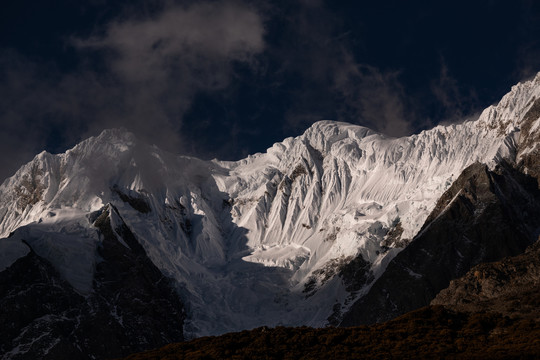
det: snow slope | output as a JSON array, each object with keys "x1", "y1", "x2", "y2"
[{"x1": 1, "y1": 72, "x2": 539, "y2": 338}]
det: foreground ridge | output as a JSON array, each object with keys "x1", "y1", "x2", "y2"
[{"x1": 120, "y1": 307, "x2": 540, "y2": 360}]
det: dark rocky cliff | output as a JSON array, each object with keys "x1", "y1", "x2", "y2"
[
  {"x1": 340, "y1": 162, "x2": 540, "y2": 326},
  {"x1": 0, "y1": 205, "x2": 184, "y2": 359},
  {"x1": 431, "y1": 236, "x2": 540, "y2": 318}
]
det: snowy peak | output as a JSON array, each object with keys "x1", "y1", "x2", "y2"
[
  {"x1": 476, "y1": 72, "x2": 540, "y2": 161},
  {"x1": 0, "y1": 72, "x2": 540, "y2": 339}
]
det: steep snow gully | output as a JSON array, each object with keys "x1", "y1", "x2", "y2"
[{"x1": 1, "y1": 73, "x2": 540, "y2": 340}]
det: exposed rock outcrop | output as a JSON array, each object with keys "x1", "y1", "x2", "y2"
[
  {"x1": 340, "y1": 162, "x2": 540, "y2": 326},
  {"x1": 517, "y1": 97, "x2": 540, "y2": 182},
  {"x1": 431, "y1": 237, "x2": 540, "y2": 319},
  {"x1": 0, "y1": 205, "x2": 184, "y2": 359}
]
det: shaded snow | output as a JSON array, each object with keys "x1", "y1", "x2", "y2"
[
  {"x1": 7, "y1": 209, "x2": 99, "y2": 294},
  {"x1": 0, "y1": 238, "x2": 30, "y2": 272}
]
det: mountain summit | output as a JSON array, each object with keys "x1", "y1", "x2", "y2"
[{"x1": 1, "y1": 73, "x2": 539, "y2": 359}]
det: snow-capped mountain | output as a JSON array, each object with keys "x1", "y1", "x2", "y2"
[{"x1": 1, "y1": 73, "x2": 539, "y2": 358}]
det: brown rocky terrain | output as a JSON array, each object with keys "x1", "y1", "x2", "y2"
[
  {"x1": 432, "y1": 237, "x2": 540, "y2": 319},
  {"x1": 119, "y1": 306, "x2": 540, "y2": 360}
]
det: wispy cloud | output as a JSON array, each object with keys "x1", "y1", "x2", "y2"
[
  {"x1": 72, "y1": 0, "x2": 265, "y2": 147},
  {"x1": 74, "y1": 2, "x2": 264, "y2": 84},
  {"x1": 275, "y1": 2, "x2": 416, "y2": 138},
  {"x1": 331, "y1": 52, "x2": 414, "y2": 137},
  {"x1": 514, "y1": 0, "x2": 540, "y2": 81},
  {"x1": 0, "y1": 1, "x2": 265, "y2": 181},
  {"x1": 430, "y1": 57, "x2": 478, "y2": 123}
]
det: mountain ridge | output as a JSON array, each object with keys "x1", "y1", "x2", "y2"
[{"x1": 0, "y1": 72, "x2": 539, "y2": 357}]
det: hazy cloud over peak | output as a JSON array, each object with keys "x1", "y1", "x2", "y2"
[
  {"x1": 76, "y1": 2, "x2": 264, "y2": 84},
  {"x1": 430, "y1": 58, "x2": 479, "y2": 124},
  {"x1": 71, "y1": 0, "x2": 266, "y2": 152},
  {"x1": 332, "y1": 55, "x2": 414, "y2": 137},
  {"x1": 0, "y1": 1, "x2": 265, "y2": 181},
  {"x1": 0, "y1": 0, "x2": 539, "y2": 181}
]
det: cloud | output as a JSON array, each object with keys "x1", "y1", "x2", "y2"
[
  {"x1": 0, "y1": 51, "x2": 74, "y2": 181},
  {"x1": 72, "y1": 0, "x2": 265, "y2": 144},
  {"x1": 515, "y1": 39, "x2": 540, "y2": 83},
  {"x1": 430, "y1": 57, "x2": 478, "y2": 123},
  {"x1": 514, "y1": 0, "x2": 540, "y2": 81},
  {"x1": 75, "y1": 2, "x2": 264, "y2": 85},
  {"x1": 274, "y1": 2, "x2": 416, "y2": 138},
  {"x1": 0, "y1": 1, "x2": 265, "y2": 181},
  {"x1": 331, "y1": 51, "x2": 414, "y2": 137}
]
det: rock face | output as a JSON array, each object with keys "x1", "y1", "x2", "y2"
[
  {"x1": 432, "y1": 236, "x2": 540, "y2": 319},
  {"x1": 340, "y1": 162, "x2": 540, "y2": 326},
  {"x1": 0, "y1": 205, "x2": 184, "y2": 360},
  {"x1": 517, "y1": 97, "x2": 540, "y2": 181}
]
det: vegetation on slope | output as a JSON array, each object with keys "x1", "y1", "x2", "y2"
[{"x1": 120, "y1": 305, "x2": 540, "y2": 360}]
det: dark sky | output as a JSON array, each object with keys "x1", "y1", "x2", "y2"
[{"x1": 1, "y1": 0, "x2": 539, "y2": 181}]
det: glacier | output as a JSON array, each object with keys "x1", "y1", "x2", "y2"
[{"x1": 0, "y1": 72, "x2": 539, "y2": 338}]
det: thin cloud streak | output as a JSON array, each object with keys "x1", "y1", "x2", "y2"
[
  {"x1": 72, "y1": 0, "x2": 266, "y2": 147},
  {"x1": 430, "y1": 57, "x2": 480, "y2": 125},
  {"x1": 0, "y1": 1, "x2": 265, "y2": 181},
  {"x1": 332, "y1": 52, "x2": 414, "y2": 137},
  {"x1": 275, "y1": 2, "x2": 417, "y2": 138},
  {"x1": 74, "y1": 2, "x2": 264, "y2": 84}
]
